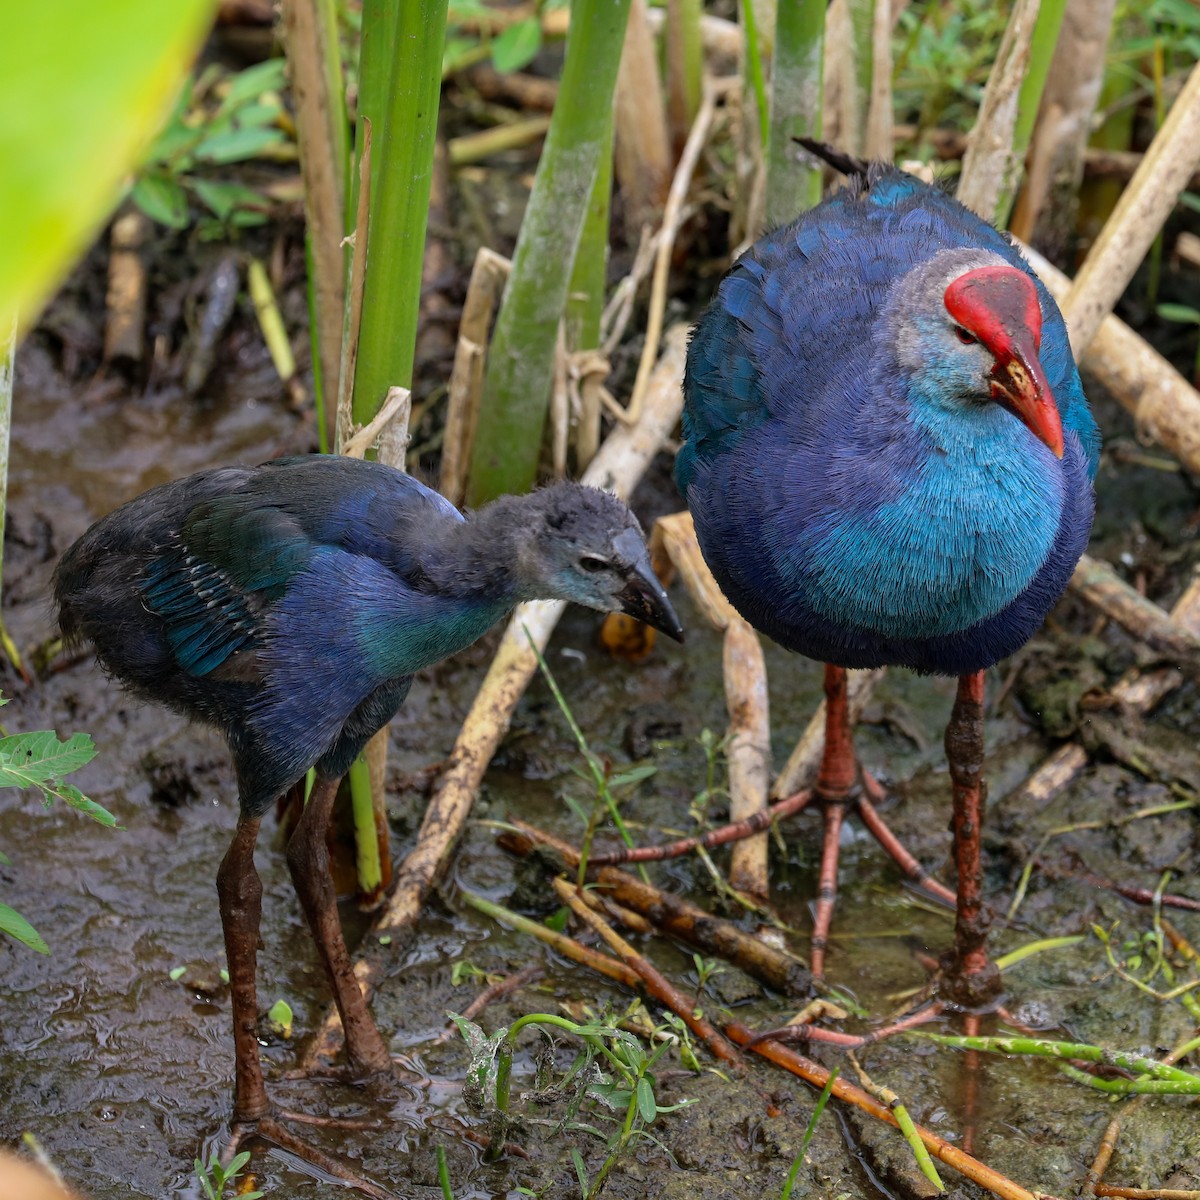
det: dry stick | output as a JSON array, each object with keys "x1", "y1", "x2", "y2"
[
  {"x1": 725, "y1": 1025, "x2": 1043, "y2": 1200},
  {"x1": 955, "y1": 0, "x2": 1041, "y2": 221},
  {"x1": 1068, "y1": 555, "x2": 1200, "y2": 680},
  {"x1": 1060, "y1": 58, "x2": 1200, "y2": 359},
  {"x1": 551, "y1": 877, "x2": 742, "y2": 1066},
  {"x1": 625, "y1": 76, "x2": 726, "y2": 423},
  {"x1": 299, "y1": 327, "x2": 690, "y2": 1070},
  {"x1": 586, "y1": 788, "x2": 814, "y2": 865},
  {"x1": 431, "y1": 961, "x2": 544, "y2": 1042},
  {"x1": 1022, "y1": 243, "x2": 1200, "y2": 480},
  {"x1": 103, "y1": 209, "x2": 150, "y2": 365},
  {"x1": 724, "y1": 618, "x2": 771, "y2": 900},
  {"x1": 458, "y1": 891, "x2": 639, "y2": 989},
  {"x1": 1093, "y1": 1190, "x2": 1200, "y2": 1200},
  {"x1": 439, "y1": 247, "x2": 511, "y2": 505},
  {"x1": 862, "y1": 0, "x2": 894, "y2": 162},
  {"x1": 653, "y1": 510, "x2": 774, "y2": 900},
  {"x1": 503, "y1": 821, "x2": 811, "y2": 996}
]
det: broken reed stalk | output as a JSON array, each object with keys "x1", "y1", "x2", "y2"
[
  {"x1": 460, "y1": 890, "x2": 638, "y2": 988},
  {"x1": 466, "y1": 0, "x2": 634, "y2": 504},
  {"x1": 955, "y1": 0, "x2": 1041, "y2": 221},
  {"x1": 439, "y1": 247, "x2": 510, "y2": 505},
  {"x1": 1007, "y1": 574, "x2": 1200, "y2": 913},
  {"x1": 503, "y1": 820, "x2": 811, "y2": 996},
  {"x1": 724, "y1": 618, "x2": 771, "y2": 900},
  {"x1": 613, "y1": 0, "x2": 670, "y2": 232},
  {"x1": 1061, "y1": 58, "x2": 1200, "y2": 359},
  {"x1": 298, "y1": 327, "x2": 689, "y2": 1069},
  {"x1": 280, "y1": 0, "x2": 347, "y2": 451},
  {"x1": 551, "y1": 876, "x2": 742, "y2": 1066}
]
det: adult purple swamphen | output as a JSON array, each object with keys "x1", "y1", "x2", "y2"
[
  {"x1": 54, "y1": 454, "x2": 682, "y2": 1173},
  {"x1": 678, "y1": 159, "x2": 1099, "y2": 1001}
]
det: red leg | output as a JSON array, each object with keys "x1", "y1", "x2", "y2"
[
  {"x1": 216, "y1": 815, "x2": 270, "y2": 1124},
  {"x1": 809, "y1": 665, "x2": 858, "y2": 979},
  {"x1": 941, "y1": 671, "x2": 1001, "y2": 1007},
  {"x1": 286, "y1": 773, "x2": 392, "y2": 1076}
]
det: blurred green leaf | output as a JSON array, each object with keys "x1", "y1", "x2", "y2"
[
  {"x1": 492, "y1": 17, "x2": 542, "y2": 73},
  {"x1": 220, "y1": 57, "x2": 287, "y2": 107},
  {"x1": 0, "y1": 0, "x2": 217, "y2": 329},
  {"x1": 1158, "y1": 303, "x2": 1200, "y2": 325},
  {"x1": 190, "y1": 178, "x2": 269, "y2": 220},
  {"x1": 194, "y1": 126, "x2": 286, "y2": 165}
]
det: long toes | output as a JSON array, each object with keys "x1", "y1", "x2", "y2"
[{"x1": 249, "y1": 1114, "x2": 399, "y2": 1200}]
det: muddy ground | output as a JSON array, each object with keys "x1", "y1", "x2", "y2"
[{"x1": 1, "y1": 199, "x2": 1199, "y2": 1199}]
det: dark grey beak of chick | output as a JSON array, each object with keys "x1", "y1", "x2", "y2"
[{"x1": 613, "y1": 530, "x2": 684, "y2": 643}]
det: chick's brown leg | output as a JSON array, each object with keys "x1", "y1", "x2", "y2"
[{"x1": 286, "y1": 773, "x2": 392, "y2": 1075}]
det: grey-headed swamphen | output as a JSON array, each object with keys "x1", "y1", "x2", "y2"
[
  {"x1": 54, "y1": 453, "x2": 682, "y2": 1173},
  {"x1": 678, "y1": 158, "x2": 1099, "y2": 1002}
]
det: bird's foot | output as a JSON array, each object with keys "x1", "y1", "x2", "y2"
[
  {"x1": 224, "y1": 1110, "x2": 398, "y2": 1200},
  {"x1": 936, "y1": 951, "x2": 1003, "y2": 1010}
]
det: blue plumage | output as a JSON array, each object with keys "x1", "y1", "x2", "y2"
[{"x1": 678, "y1": 166, "x2": 1099, "y2": 675}]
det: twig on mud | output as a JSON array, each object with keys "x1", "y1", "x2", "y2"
[
  {"x1": 501, "y1": 820, "x2": 811, "y2": 996},
  {"x1": 1068, "y1": 556, "x2": 1200, "y2": 681},
  {"x1": 551, "y1": 876, "x2": 742, "y2": 1067},
  {"x1": 430, "y1": 961, "x2": 544, "y2": 1047},
  {"x1": 459, "y1": 890, "x2": 639, "y2": 990},
  {"x1": 585, "y1": 787, "x2": 813, "y2": 865}
]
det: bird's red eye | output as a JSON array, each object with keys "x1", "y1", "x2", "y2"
[{"x1": 953, "y1": 325, "x2": 978, "y2": 345}]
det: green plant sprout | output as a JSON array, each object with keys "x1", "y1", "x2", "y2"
[
  {"x1": 780, "y1": 1067, "x2": 839, "y2": 1200},
  {"x1": 0, "y1": 696, "x2": 112, "y2": 953},
  {"x1": 194, "y1": 1149, "x2": 264, "y2": 1200},
  {"x1": 131, "y1": 58, "x2": 291, "y2": 239},
  {"x1": 452, "y1": 1008, "x2": 693, "y2": 1198},
  {"x1": 527, "y1": 631, "x2": 656, "y2": 885}
]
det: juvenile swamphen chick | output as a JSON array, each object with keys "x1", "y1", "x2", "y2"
[
  {"x1": 55, "y1": 454, "x2": 682, "y2": 1150},
  {"x1": 678, "y1": 163, "x2": 1099, "y2": 999}
]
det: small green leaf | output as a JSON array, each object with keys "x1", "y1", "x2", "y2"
[
  {"x1": 1157, "y1": 302, "x2": 1200, "y2": 325},
  {"x1": 0, "y1": 730, "x2": 96, "y2": 785},
  {"x1": 194, "y1": 125, "x2": 285, "y2": 165},
  {"x1": 189, "y1": 178, "x2": 269, "y2": 220},
  {"x1": 221, "y1": 57, "x2": 287, "y2": 107},
  {"x1": 130, "y1": 173, "x2": 190, "y2": 228},
  {"x1": 491, "y1": 17, "x2": 541, "y2": 73},
  {"x1": 169, "y1": 966, "x2": 187, "y2": 981},
  {"x1": 267, "y1": 998, "x2": 294, "y2": 1038},
  {"x1": 54, "y1": 783, "x2": 118, "y2": 827},
  {"x1": 219, "y1": 968, "x2": 230, "y2": 984},
  {"x1": 0, "y1": 902, "x2": 49, "y2": 954},
  {"x1": 569, "y1": 1148, "x2": 588, "y2": 1197},
  {"x1": 636, "y1": 1076, "x2": 656, "y2": 1122}
]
